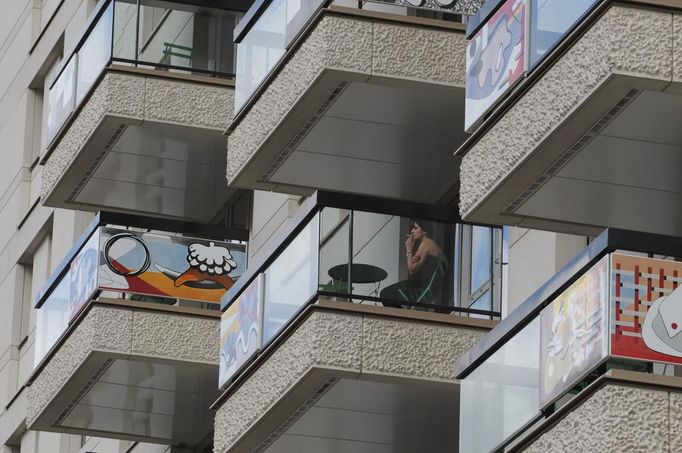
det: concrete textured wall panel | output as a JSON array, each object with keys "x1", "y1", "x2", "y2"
[
  {"x1": 213, "y1": 310, "x2": 483, "y2": 453},
  {"x1": 225, "y1": 12, "x2": 466, "y2": 184},
  {"x1": 131, "y1": 311, "x2": 219, "y2": 363},
  {"x1": 525, "y1": 385, "x2": 669, "y2": 452},
  {"x1": 144, "y1": 78, "x2": 233, "y2": 129},
  {"x1": 41, "y1": 71, "x2": 233, "y2": 201},
  {"x1": 362, "y1": 317, "x2": 481, "y2": 380},
  {"x1": 670, "y1": 392, "x2": 682, "y2": 451},
  {"x1": 460, "y1": 5, "x2": 673, "y2": 217},
  {"x1": 371, "y1": 21, "x2": 466, "y2": 86}
]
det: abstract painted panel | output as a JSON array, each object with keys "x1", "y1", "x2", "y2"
[
  {"x1": 219, "y1": 275, "x2": 263, "y2": 388},
  {"x1": 611, "y1": 254, "x2": 682, "y2": 365},
  {"x1": 465, "y1": 0, "x2": 526, "y2": 131},
  {"x1": 539, "y1": 255, "x2": 609, "y2": 408}
]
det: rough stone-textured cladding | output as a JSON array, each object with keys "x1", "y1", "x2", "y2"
[
  {"x1": 670, "y1": 391, "x2": 682, "y2": 451},
  {"x1": 27, "y1": 305, "x2": 219, "y2": 426},
  {"x1": 460, "y1": 6, "x2": 673, "y2": 217},
  {"x1": 213, "y1": 311, "x2": 482, "y2": 453},
  {"x1": 41, "y1": 71, "x2": 233, "y2": 200},
  {"x1": 225, "y1": 14, "x2": 466, "y2": 183},
  {"x1": 132, "y1": 310, "x2": 218, "y2": 363},
  {"x1": 145, "y1": 77, "x2": 233, "y2": 129},
  {"x1": 525, "y1": 385, "x2": 669, "y2": 453},
  {"x1": 362, "y1": 317, "x2": 480, "y2": 380},
  {"x1": 372, "y1": 21, "x2": 466, "y2": 85},
  {"x1": 213, "y1": 311, "x2": 363, "y2": 453},
  {"x1": 26, "y1": 306, "x2": 133, "y2": 424}
]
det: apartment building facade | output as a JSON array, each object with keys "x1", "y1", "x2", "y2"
[{"x1": 3, "y1": 0, "x2": 668, "y2": 452}]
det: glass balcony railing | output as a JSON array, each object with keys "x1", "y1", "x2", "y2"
[
  {"x1": 34, "y1": 212, "x2": 248, "y2": 370},
  {"x1": 45, "y1": 0, "x2": 244, "y2": 148},
  {"x1": 232, "y1": 0, "x2": 470, "y2": 115},
  {"x1": 465, "y1": 0, "x2": 601, "y2": 131},
  {"x1": 455, "y1": 228, "x2": 682, "y2": 453},
  {"x1": 218, "y1": 191, "x2": 502, "y2": 388}
]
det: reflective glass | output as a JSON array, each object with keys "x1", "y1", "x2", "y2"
[
  {"x1": 34, "y1": 274, "x2": 71, "y2": 368},
  {"x1": 319, "y1": 208, "x2": 350, "y2": 295},
  {"x1": 112, "y1": 0, "x2": 137, "y2": 61},
  {"x1": 234, "y1": 0, "x2": 286, "y2": 111},
  {"x1": 470, "y1": 226, "x2": 492, "y2": 292},
  {"x1": 460, "y1": 318, "x2": 540, "y2": 452},
  {"x1": 529, "y1": 0, "x2": 600, "y2": 67},
  {"x1": 136, "y1": 1, "x2": 240, "y2": 74},
  {"x1": 351, "y1": 212, "x2": 455, "y2": 309},
  {"x1": 45, "y1": 57, "x2": 77, "y2": 145},
  {"x1": 76, "y1": 2, "x2": 113, "y2": 104},
  {"x1": 263, "y1": 214, "x2": 319, "y2": 343}
]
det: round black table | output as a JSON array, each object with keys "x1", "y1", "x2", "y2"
[{"x1": 328, "y1": 263, "x2": 388, "y2": 284}]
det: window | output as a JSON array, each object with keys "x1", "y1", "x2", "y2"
[{"x1": 455, "y1": 224, "x2": 502, "y2": 316}]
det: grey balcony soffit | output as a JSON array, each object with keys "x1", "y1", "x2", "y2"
[
  {"x1": 26, "y1": 302, "x2": 220, "y2": 447},
  {"x1": 454, "y1": 228, "x2": 682, "y2": 379},
  {"x1": 457, "y1": 0, "x2": 682, "y2": 237},
  {"x1": 41, "y1": 67, "x2": 235, "y2": 223},
  {"x1": 212, "y1": 301, "x2": 492, "y2": 453},
  {"x1": 226, "y1": 7, "x2": 469, "y2": 204}
]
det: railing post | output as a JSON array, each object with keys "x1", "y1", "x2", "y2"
[
  {"x1": 348, "y1": 210, "x2": 353, "y2": 297},
  {"x1": 134, "y1": 0, "x2": 141, "y2": 66}
]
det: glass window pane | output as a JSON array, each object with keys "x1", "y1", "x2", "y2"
[
  {"x1": 76, "y1": 3, "x2": 113, "y2": 104},
  {"x1": 460, "y1": 318, "x2": 540, "y2": 452},
  {"x1": 112, "y1": 0, "x2": 137, "y2": 61},
  {"x1": 45, "y1": 57, "x2": 77, "y2": 145},
  {"x1": 470, "y1": 226, "x2": 492, "y2": 292},
  {"x1": 234, "y1": 0, "x2": 287, "y2": 111},
  {"x1": 319, "y1": 208, "x2": 350, "y2": 295},
  {"x1": 263, "y1": 214, "x2": 319, "y2": 343},
  {"x1": 350, "y1": 213, "x2": 454, "y2": 309},
  {"x1": 529, "y1": 0, "x2": 599, "y2": 67},
  {"x1": 135, "y1": 1, "x2": 241, "y2": 74},
  {"x1": 34, "y1": 274, "x2": 71, "y2": 367}
]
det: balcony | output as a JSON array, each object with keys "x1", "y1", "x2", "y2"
[
  {"x1": 225, "y1": 0, "x2": 477, "y2": 203},
  {"x1": 211, "y1": 191, "x2": 500, "y2": 452},
  {"x1": 455, "y1": 228, "x2": 682, "y2": 452},
  {"x1": 41, "y1": 0, "x2": 250, "y2": 222},
  {"x1": 458, "y1": 0, "x2": 682, "y2": 237},
  {"x1": 27, "y1": 212, "x2": 248, "y2": 447}
]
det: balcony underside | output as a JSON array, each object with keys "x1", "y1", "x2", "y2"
[
  {"x1": 27, "y1": 302, "x2": 220, "y2": 447},
  {"x1": 213, "y1": 300, "x2": 491, "y2": 453},
  {"x1": 459, "y1": 4, "x2": 682, "y2": 236},
  {"x1": 227, "y1": 8, "x2": 468, "y2": 204},
  {"x1": 42, "y1": 68, "x2": 235, "y2": 223}
]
